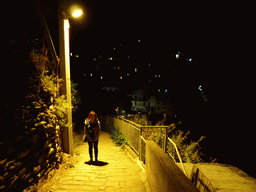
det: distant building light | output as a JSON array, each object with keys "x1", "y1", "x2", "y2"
[
  {"x1": 100, "y1": 55, "x2": 102, "y2": 59},
  {"x1": 84, "y1": 74, "x2": 86, "y2": 76},
  {"x1": 120, "y1": 76, "x2": 122, "y2": 79},
  {"x1": 158, "y1": 89, "x2": 160, "y2": 92},
  {"x1": 158, "y1": 75, "x2": 161, "y2": 78},
  {"x1": 127, "y1": 73, "x2": 129, "y2": 76},
  {"x1": 75, "y1": 55, "x2": 79, "y2": 57},
  {"x1": 108, "y1": 57, "x2": 113, "y2": 60},
  {"x1": 101, "y1": 76, "x2": 103, "y2": 79},
  {"x1": 189, "y1": 58, "x2": 192, "y2": 61},
  {"x1": 135, "y1": 68, "x2": 137, "y2": 72},
  {"x1": 155, "y1": 75, "x2": 157, "y2": 78},
  {"x1": 94, "y1": 58, "x2": 96, "y2": 61},
  {"x1": 118, "y1": 66, "x2": 120, "y2": 70},
  {"x1": 70, "y1": 53, "x2": 73, "y2": 56},
  {"x1": 149, "y1": 63, "x2": 151, "y2": 66},
  {"x1": 165, "y1": 89, "x2": 167, "y2": 93},
  {"x1": 138, "y1": 40, "x2": 140, "y2": 42},
  {"x1": 90, "y1": 73, "x2": 92, "y2": 76},
  {"x1": 176, "y1": 54, "x2": 179, "y2": 59},
  {"x1": 198, "y1": 85, "x2": 202, "y2": 91},
  {"x1": 114, "y1": 47, "x2": 116, "y2": 50},
  {"x1": 178, "y1": 52, "x2": 180, "y2": 56},
  {"x1": 128, "y1": 56, "x2": 130, "y2": 59}
]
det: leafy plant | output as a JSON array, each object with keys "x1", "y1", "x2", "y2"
[
  {"x1": 64, "y1": 162, "x2": 74, "y2": 169},
  {"x1": 110, "y1": 127, "x2": 131, "y2": 148},
  {"x1": 167, "y1": 127, "x2": 205, "y2": 164}
]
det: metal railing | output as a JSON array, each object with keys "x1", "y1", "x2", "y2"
[{"x1": 103, "y1": 115, "x2": 188, "y2": 177}]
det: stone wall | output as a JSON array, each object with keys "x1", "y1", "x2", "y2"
[{"x1": 0, "y1": 125, "x2": 63, "y2": 191}]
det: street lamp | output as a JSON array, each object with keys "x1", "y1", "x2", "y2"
[{"x1": 59, "y1": 8, "x2": 82, "y2": 156}]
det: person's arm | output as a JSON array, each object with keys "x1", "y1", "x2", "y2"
[
  {"x1": 84, "y1": 118, "x2": 93, "y2": 141},
  {"x1": 95, "y1": 119, "x2": 101, "y2": 140},
  {"x1": 84, "y1": 118, "x2": 88, "y2": 134}
]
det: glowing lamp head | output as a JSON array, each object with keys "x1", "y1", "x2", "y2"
[{"x1": 72, "y1": 10, "x2": 82, "y2": 18}]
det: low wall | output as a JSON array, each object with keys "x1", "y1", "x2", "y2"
[
  {"x1": 145, "y1": 141, "x2": 199, "y2": 192},
  {"x1": 190, "y1": 163, "x2": 256, "y2": 192}
]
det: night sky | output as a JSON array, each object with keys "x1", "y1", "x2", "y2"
[{"x1": 2, "y1": 0, "x2": 255, "y2": 177}]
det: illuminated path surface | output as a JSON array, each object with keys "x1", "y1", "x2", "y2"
[{"x1": 40, "y1": 131, "x2": 150, "y2": 192}]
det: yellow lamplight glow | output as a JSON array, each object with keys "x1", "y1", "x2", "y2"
[{"x1": 72, "y1": 10, "x2": 82, "y2": 18}]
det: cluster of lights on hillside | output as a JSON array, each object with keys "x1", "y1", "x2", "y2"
[{"x1": 198, "y1": 85, "x2": 208, "y2": 101}]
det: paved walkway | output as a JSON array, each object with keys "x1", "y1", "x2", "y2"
[{"x1": 40, "y1": 131, "x2": 150, "y2": 192}]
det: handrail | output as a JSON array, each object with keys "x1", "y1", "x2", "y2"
[
  {"x1": 168, "y1": 138, "x2": 188, "y2": 177},
  {"x1": 140, "y1": 135, "x2": 146, "y2": 143}
]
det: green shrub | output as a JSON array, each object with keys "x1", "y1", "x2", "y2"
[
  {"x1": 168, "y1": 128, "x2": 205, "y2": 163},
  {"x1": 108, "y1": 126, "x2": 131, "y2": 148}
]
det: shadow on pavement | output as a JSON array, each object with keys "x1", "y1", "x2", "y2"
[{"x1": 84, "y1": 161, "x2": 109, "y2": 166}]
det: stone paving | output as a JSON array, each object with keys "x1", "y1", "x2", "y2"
[{"x1": 42, "y1": 131, "x2": 150, "y2": 192}]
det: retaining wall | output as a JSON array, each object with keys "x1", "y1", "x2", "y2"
[{"x1": 0, "y1": 125, "x2": 62, "y2": 191}]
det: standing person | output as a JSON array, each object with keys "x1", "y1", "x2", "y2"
[{"x1": 84, "y1": 111, "x2": 101, "y2": 163}]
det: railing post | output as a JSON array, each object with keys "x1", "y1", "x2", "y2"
[
  {"x1": 163, "y1": 127, "x2": 167, "y2": 153},
  {"x1": 139, "y1": 126, "x2": 142, "y2": 161}
]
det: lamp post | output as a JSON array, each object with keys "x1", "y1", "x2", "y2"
[{"x1": 59, "y1": 9, "x2": 82, "y2": 156}]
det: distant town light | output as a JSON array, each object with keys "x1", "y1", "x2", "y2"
[
  {"x1": 127, "y1": 73, "x2": 129, "y2": 76},
  {"x1": 101, "y1": 76, "x2": 103, "y2": 79},
  {"x1": 149, "y1": 63, "x2": 151, "y2": 66},
  {"x1": 70, "y1": 53, "x2": 73, "y2": 56},
  {"x1": 198, "y1": 85, "x2": 202, "y2": 91},
  {"x1": 120, "y1": 76, "x2": 122, "y2": 79},
  {"x1": 135, "y1": 68, "x2": 137, "y2": 72},
  {"x1": 158, "y1": 89, "x2": 160, "y2": 92},
  {"x1": 165, "y1": 89, "x2": 167, "y2": 93},
  {"x1": 108, "y1": 57, "x2": 113, "y2": 60},
  {"x1": 176, "y1": 54, "x2": 179, "y2": 59},
  {"x1": 189, "y1": 58, "x2": 192, "y2": 61},
  {"x1": 90, "y1": 73, "x2": 92, "y2": 76},
  {"x1": 138, "y1": 40, "x2": 140, "y2": 42}
]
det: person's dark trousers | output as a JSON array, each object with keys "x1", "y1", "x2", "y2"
[{"x1": 88, "y1": 139, "x2": 98, "y2": 161}]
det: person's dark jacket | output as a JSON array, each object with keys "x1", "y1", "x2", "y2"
[{"x1": 84, "y1": 118, "x2": 101, "y2": 142}]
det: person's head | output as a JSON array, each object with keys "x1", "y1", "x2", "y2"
[{"x1": 88, "y1": 111, "x2": 97, "y2": 123}]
